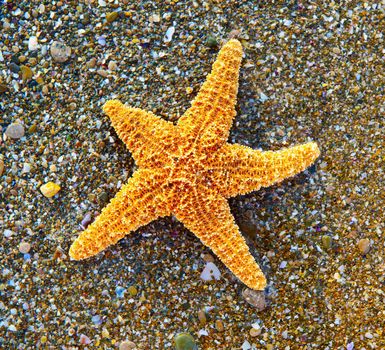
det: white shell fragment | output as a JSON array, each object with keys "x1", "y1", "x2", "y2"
[
  {"x1": 200, "y1": 262, "x2": 221, "y2": 281},
  {"x1": 164, "y1": 26, "x2": 175, "y2": 42},
  {"x1": 28, "y1": 36, "x2": 38, "y2": 51}
]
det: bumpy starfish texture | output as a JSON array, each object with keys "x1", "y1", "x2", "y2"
[{"x1": 69, "y1": 39, "x2": 320, "y2": 290}]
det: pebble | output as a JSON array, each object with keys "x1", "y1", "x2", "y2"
[
  {"x1": 97, "y1": 69, "x2": 108, "y2": 77},
  {"x1": 87, "y1": 58, "x2": 97, "y2": 68},
  {"x1": 42, "y1": 85, "x2": 49, "y2": 94},
  {"x1": 40, "y1": 182, "x2": 61, "y2": 198},
  {"x1": 106, "y1": 12, "x2": 119, "y2": 23},
  {"x1": 99, "y1": 191, "x2": 109, "y2": 202},
  {"x1": 101, "y1": 328, "x2": 110, "y2": 338},
  {"x1": 108, "y1": 60, "x2": 118, "y2": 71},
  {"x1": 40, "y1": 335, "x2": 47, "y2": 344},
  {"x1": 346, "y1": 342, "x2": 354, "y2": 350},
  {"x1": 322, "y1": 235, "x2": 332, "y2": 249},
  {"x1": 4, "y1": 229, "x2": 14, "y2": 238},
  {"x1": 22, "y1": 163, "x2": 31, "y2": 174},
  {"x1": 202, "y1": 253, "x2": 214, "y2": 262},
  {"x1": 0, "y1": 159, "x2": 4, "y2": 176},
  {"x1": 197, "y1": 309, "x2": 207, "y2": 325},
  {"x1": 91, "y1": 315, "x2": 102, "y2": 326},
  {"x1": 81, "y1": 213, "x2": 92, "y2": 229},
  {"x1": 119, "y1": 340, "x2": 137, "y2": 350},
  {"x1": 21, "y1": 65, "x2": 33, "y2": 82},
  {"x1": 127, "y1": 285, "x2": 138, "y2": 296},
  {"x1": 116, "y1": 286, "x2": 126, "y2": 298},
  {"x1": 97, "y1": 36, "x2": 106, "y2": 46},
  {"x1": 9, "y1": 62, "x2": 20, "y2": 73},
  {"x1": 250, "y1": 327, "x2": 261, "y2": 337},
  {"x1": 215, "y1": 319, "x2": 224, "y2": 332},
  {"x1": 79, "y1": 334, "x2": 91, "y2": 345},
  {"x1": 19, "y1": 242, "x2": 31, "y2": 254},
  {"x1": 174, "y1": 333, "x2": 197, "y2": 350},
  {"x1": 149, "y1": 14, "x2": 160, "y2": 23},
  {"x1": 241, "y1": 340, "x2": 252, "y2": 350},
  {"x1": 5, "y1": 123, "x2": 25, "y2": 139},
  {"x1": 0, "y1": 83, "x2": 8, "y2": 93},
  {"x1": 357, "y1": 238, "x2": 371, "y2": 255},
  {"x1": 50, "y1": 41, "x2": 71, "y2": 63},
  {"x1": 200, "y1": 262, "x2": 221, "y2": 281},
  {"x1": 242, "y1": 288, "x2": 267, "y2": 311},
  {"x1": 69, "y1": 102, "x2": 77, "y2": 111},
  {"x1": 28, "y1": 36, "x2": 38, "y2": 51},
  {"x1": 206, "y1": 36, "x2": 218, "y2": 48},
  {"x1": 164, "y1": 26, "x2": 175, "y2": 42}
]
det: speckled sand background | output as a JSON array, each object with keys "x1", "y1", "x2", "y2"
[{"x1": 1, "y1": 1, "x2": 385, "y2": 349}]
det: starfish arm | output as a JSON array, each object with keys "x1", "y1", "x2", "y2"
[
  {"x1": 173, "y1": 185, "x2": 266, "y2": 290},
  {"x1": 177, "y1": 39, "x2": 242, "y2": 149},
  {"x1": 69, "y1": 169, "x2": 170, "y2": 260},
  {"x1": 206, "y1": 142, "x2": 320, "y2": 198},
  {"x1": 103, "y1": 100, "x2": 179, "y2": 167}
]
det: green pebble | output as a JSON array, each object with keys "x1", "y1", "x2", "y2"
[
  {"x1": 174, "y1": 333, "x2": 197, "y2": 350},
  {"x1": 206, "y1": 36, "x2": 218, "y2": 48},
  {"x1": 322, "y1": 235, "x2": 332, "y2": 249},
  {"x1": 99, "y1": 192, "x2": 109, "y2": 202}
]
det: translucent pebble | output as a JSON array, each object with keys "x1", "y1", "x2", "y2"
[
  {"x1": 98, "y1": 36, "x2": 106, "y2": 46},
  {"x1": 4, "y1": 229, "x2": 14, "y2": 238},
  {"x1": 115, "y1": 286, "x2": 126, "y2": 298},
  {"x1": 92, "y1": 315, "x2": 102, "y2": 326},
  {"x1": 164, "y1": 26, "x2": 175, "y2": 42}
]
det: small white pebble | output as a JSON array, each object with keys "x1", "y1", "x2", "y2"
[
  {"x1": 4, "y1": 230, "x2": 14, "y2": 238},
  {"x1": 79, "y1": 334, "x2": 91, "y2": 345},
  {"x1": 19, "y1": 242, "x2": 31, "y2": 254},
  {"x1": 200, "y1": 262, "x2": 221, "y2": 281},
  {"x1": 241, "y1": 340, "x2": 251, "y2": 350},
  {"x1": 164, "y1": 26, "x2": 175, "y2": 42},
  {"x1": 22, "y1": 163, "x2": 31, "y2": 174},
  {"x1": 28, "y1": 36, "x2": 38, "y2": 51}
]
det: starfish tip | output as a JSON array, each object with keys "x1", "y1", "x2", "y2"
[
  {"x1": 225, "y1": 38, "x2": 243, "y2": 53},
  {"x1": 308, "y1": 141, "x2": 321, "y2": 159},
  {"x1": 103, "y1": 99, "x2": 123, "y2": 117}
]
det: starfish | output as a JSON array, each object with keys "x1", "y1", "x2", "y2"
[{"x1": 69, "y1": 39, "x2": 320, "y2": 290}]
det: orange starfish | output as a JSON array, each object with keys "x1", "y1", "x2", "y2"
[{"x1": 69, "y1": 39, "x2": 320, "y2": 290}]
